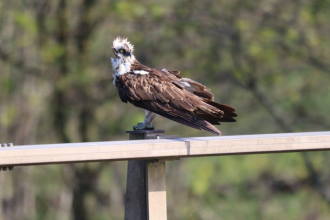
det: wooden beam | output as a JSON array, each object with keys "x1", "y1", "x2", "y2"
[{"x1": 0, "y1": 131, "x2": 330, "y2": 166}]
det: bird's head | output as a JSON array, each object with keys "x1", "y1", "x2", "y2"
[{"x1": 112, "y1": 37, "x2": 135, "y2": 62}]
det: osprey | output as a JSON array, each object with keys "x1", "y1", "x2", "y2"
[{"x1": 111, "y1": 37, "x2": 237, "y2": 135}]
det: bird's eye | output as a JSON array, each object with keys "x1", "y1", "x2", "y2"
[{"x1": 119, "y1": 49, "x2": 125, "y2": 54}]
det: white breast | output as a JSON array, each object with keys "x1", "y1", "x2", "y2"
[
  {"x1": 112, "y1": 58, "x2": 131, "y2": 75},
  {"x1": 118, "y1": 63, "x2": 131, "y2": 75},
  {"x1": 111, "y1": 56, "x2": 135, "y2": 85}
]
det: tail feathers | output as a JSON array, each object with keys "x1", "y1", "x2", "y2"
[
  {"x1": 199, "y1": 99, "x2": 237, "y2": 124},
  {"x1": 203, "y1": 99, "x2": 237, "y2": 116},
  {"x1": 218, "y1": 116, "x2": 236, "y2": 122}
]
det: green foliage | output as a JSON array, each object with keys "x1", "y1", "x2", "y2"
[
  {"x1": 42, "y1": 43, "x2": 66, "y2": 63},
  {"x1": 0, "y1": 77, "x2": 15, "y2": 95},
  {"x1": 14, "y1": 12, "x2": 37, "y2": 34},
  {"x1": 0, "y1": 0, "x2": 330, "y2": 219}
]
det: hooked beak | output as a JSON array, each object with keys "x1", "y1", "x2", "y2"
[{"x1": 125, "y1": 51, "x2": 131, "y2": 57}]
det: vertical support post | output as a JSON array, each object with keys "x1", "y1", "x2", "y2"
[
  {"x1": 125, "y1": 132, "x2": 148, "y2": 220},
  {"x1": 125, "y1": 130, "x2": 168, "y2": 220},
  {"x1": 146, "y1": 160, "x2": 167, "y2": 220}
]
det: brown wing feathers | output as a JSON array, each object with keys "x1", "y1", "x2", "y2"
[
  {"x1": 179, "y1": 78, "x2": 214, "y2": 100},
  {"x1": 115, "y1": 62, "x2": 237, "y2": 135}
]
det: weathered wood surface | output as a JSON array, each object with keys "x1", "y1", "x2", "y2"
[
  {"x1": 147, "y1": 160, "x2": 167, "y2": 220},
  {"x1": 124, "y1": 130, "x2": 167, "y2": 220},
  {"x1": 1, "y1": 131, "x2": 330, "y2": 166}
]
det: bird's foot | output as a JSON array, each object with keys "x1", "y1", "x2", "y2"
[{"x1": 133, "y1": 122, "x2": 154, "y2": 131}]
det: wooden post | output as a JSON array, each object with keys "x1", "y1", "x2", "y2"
[
  {"x1": 146, "y1": 160, "x2": 167, "y2": 220},
  {"x1": 125, "y1": 130, "x2": 177, "y2": 220}
]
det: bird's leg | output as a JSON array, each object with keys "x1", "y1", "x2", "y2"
[{"x1": 133, "y1": 110, "x2": 156, "y2": 130}]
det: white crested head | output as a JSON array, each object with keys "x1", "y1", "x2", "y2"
[
  {"x1": 111, "y1": 37, "x2": 136, "y2": 81},
  {"x1": 112, "y1": 37, "x2": 134, "y2": 54},
  {"x1": 111, "y1": 37, "x2": 135, "y2": 65}
]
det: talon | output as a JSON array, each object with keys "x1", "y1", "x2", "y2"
[
  {"x1": 133, "y1": 123, "x2": 154, "y2": 131},
  {"x1": 144, "y1": 126, "x2": 154, "y2": 130}
]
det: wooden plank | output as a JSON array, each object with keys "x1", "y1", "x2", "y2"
[
  {"x1": 147, "y1": 160, "x2": 167, "y2": 220},
  {"x1": 0, "y1": 131, "x2": 330, "y2": 166}
]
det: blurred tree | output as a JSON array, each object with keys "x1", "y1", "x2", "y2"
[{"x1": 0, "y1": 0, "x2": 330, "y2": 219}]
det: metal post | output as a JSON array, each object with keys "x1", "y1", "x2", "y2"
[{"x1": 125, "y1": 130, "x2": 178, "y2": 220}]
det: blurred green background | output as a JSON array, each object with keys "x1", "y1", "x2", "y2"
[{"x1": 1, "y1": 0, "x2": 330, "y2": 219}]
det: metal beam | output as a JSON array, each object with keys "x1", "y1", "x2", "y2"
[{"x1": 1, "y1": 131, "x2": 330, "y2": 167}]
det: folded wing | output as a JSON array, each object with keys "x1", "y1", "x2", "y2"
[{"x1": 115, "y1": 65, "x2": 237, "y2": 135}]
